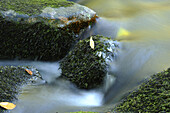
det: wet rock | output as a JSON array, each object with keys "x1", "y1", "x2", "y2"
[
  {"x1": 0, "y1": 0, "x2": 97, "y2": 61},
  {"x1": 114, "y1": 68, "x2": 170, "y2": 112},
  {"x1": 0, "y1": 66, "x2": 44, "y2": 112},
  {"x1": 60, "y1": 35, "x2": 118, "y2": 89}
]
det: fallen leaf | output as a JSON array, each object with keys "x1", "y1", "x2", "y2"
[
  {"x1": 117, "y1": 28, "x2": 130, "y2": 37},
  {"x1": 90, "y1": 36, "x2": 95, "y2": 49},
  {"x1": 0, "y1": 102, "x2": 16, "y2": 110},
  {"x1": 25, "y1": 69, "x2": 33, "y2": 75}
]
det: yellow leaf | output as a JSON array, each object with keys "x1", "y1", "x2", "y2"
[
  {"x1": 25, "y1": 69, "x2": 33, "y2": 75},
  {"x1": 117, "y1": 28, "x2": 130, "y2": 37},
  {"x1": 90, "y1": 36, "x2": 95, "y2": 49},
  {"x1": 0, "y1": 102, "x2": 16, "y2": 110}
]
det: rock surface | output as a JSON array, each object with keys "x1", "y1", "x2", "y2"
[
  {"x1": 60, "y1": 35, "x2": 118, "y2": 89},
  {"x1": 0, "y1": 0, "x2": 97, "y2": 61},
  {"x1": 0, "y1": 66, "x2": 43, "y2": 112}
]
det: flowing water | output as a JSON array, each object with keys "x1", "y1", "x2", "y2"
[
  {"x1": 0, "y1": 0, "x2": 170, "y2": 112},
  {"x1": 78, "y1": 0, "x2": 170, "y2": 104}
]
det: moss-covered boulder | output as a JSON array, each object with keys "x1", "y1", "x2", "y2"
[
  {"x1": 0, "y1": 0, "x2": 97, "y2": 61},
  {"x1": 0, "y1": 66, "x2": 43, "y2": 112},
  {"x1": 60, "y1": 35, "x2": 118, "y2": 89},
  {"x1": 114, "y1": 68, "x2": 170, "y2": 112}
]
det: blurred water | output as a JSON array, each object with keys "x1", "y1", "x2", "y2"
[
  {"x1": 78, "y1": 0, "x2": 170, "y2": 104},
  {"x1": 0, "y1": 61, "x2": 103, "y2": 113}
]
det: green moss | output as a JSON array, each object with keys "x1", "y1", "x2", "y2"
[
  {"x1": 0, "y1": 15, "x2": 76, "y2": 61},
  {"x1": 60, "y1": 35, "x2": 117, "y2": 89},
  {"x1": 0, "y1": 66, "x2": 42, "y2": 112},
  {"x1": 114, "y1": 68, "x2": 170, "y2": 112},
  {"x1": 0, "y1": 0, "x2": 74, "y2": 16}
]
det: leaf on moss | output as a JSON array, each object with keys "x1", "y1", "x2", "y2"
[{"x1": 90, "y1": 36, "x2": 94, "y2": 49}]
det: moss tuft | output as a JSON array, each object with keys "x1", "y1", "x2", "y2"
[{"x1": 114, "y1": 68, "x2": 170, "y2": 112}]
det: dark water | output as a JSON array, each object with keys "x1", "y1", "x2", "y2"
[{"x1": 0, "y1": 0, "x2": 170, "y2": 112}]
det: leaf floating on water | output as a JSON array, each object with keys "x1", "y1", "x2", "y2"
[
  {"x1": 90, "y1": 36, "x2": 95, "y2": 49},
  {"x1": 117, "y1": 28, "x2": 130, "y2": 37},
  {"x1": 25, "y1": 69, "x2": 33, "y2": 75},
  {"x1": 0, "y1": 102, "x2": 16, "y2": 110}
]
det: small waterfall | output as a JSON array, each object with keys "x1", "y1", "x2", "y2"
[{"x1": 103, "y1": 73, "x2": 116, "y2": 93}]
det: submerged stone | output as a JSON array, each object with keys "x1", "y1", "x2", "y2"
[
  {"x1": 114, "y1": 68, "x2": 170, "y2": 112},
  {"x1": 0, "y1": 0, "x2": 97, "y2": 61},
  {"x1": 60, "y1": 35, "x2": 118, "y2": 89},
  {"x1": 0, "y1": 66, "x2": 44, "y2": 112}
]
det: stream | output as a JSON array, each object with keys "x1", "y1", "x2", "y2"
[{"x1": 0, "y1": 0, "x2": 170, "y2": 112}]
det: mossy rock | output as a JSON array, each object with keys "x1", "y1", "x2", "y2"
[
  {"x1": 60, "y1": 35, "x2": 118, "y2": 89},
  {"x1": 0, "y1": 0, "x2": 97, "y2": 61},
  {"x1": 0, "y1": 19, "x2": 76, "y2": 61},
  {"x1": 114, "y1": 68, "x2": 170, "y2": 112},
  {"x1": 0, "y1": 66, "x2": 43, "y2": 112}
]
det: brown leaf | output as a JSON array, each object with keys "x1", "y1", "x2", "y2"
[{"x1": 25, "y1": 69, "x2": 33, "y2": 75}]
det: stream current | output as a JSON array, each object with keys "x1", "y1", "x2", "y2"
[{"x1": 0, "y1": 0, "x2": 170, "y2": 112}]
